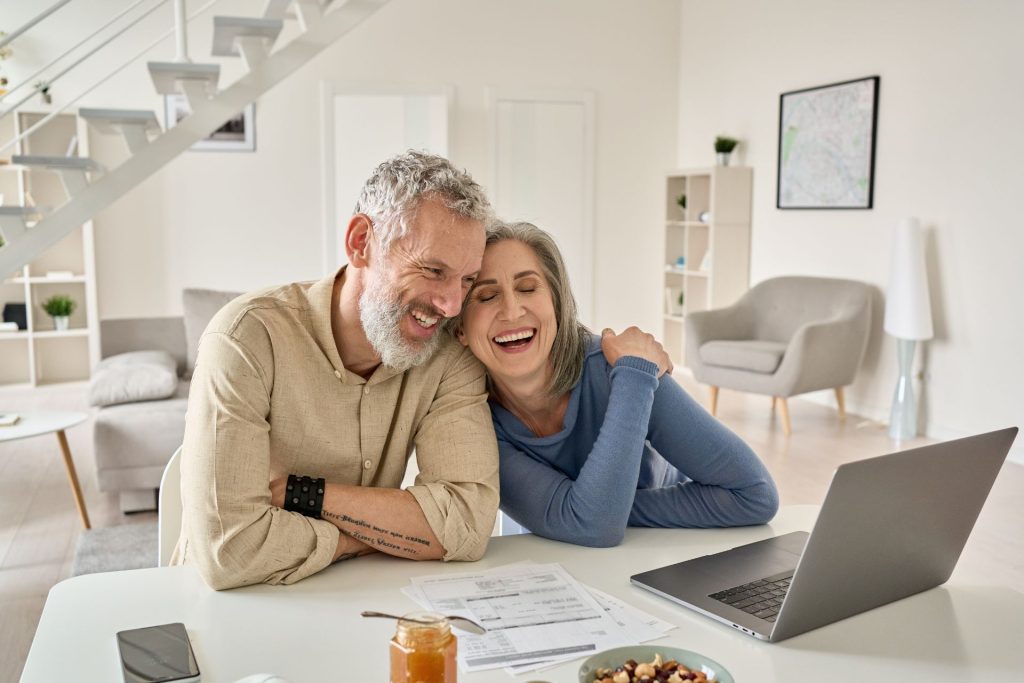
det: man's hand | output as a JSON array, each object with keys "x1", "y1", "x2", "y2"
[{"x1": 601, "y1": 326, "x2": 673, "y2": 378}]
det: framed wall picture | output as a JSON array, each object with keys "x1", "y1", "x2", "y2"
[
  {"x1": 776, "y1": 75, "x2": 879, "y2": 209},
  {"x1": 163, "y1": 94, "x2": 256, "y2": 152}
]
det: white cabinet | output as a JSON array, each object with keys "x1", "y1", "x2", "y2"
[
  {"x1": 661, "y1": 167, "x2": 752, "y2": 366},
  {"x1": 0, "y1": 111, "x2": 100, "y2": 387}
]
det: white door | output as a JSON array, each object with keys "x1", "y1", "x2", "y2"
[
  {"x1": 321, "y1": 85, "x2": 451, "y2": 273},
  {"x1": 488, "y1": 89, "x2": 595, "y2": 325}
]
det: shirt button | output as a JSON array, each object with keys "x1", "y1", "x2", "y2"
[
  {"x1": 363, "y1": 459, "x2": 372, "y2": 469},
  {"x1": 333, "y1": 370, "x2": 341, "y2": 379},
  {"x1": 364, "y1": 386, "x2": 370, "y2": 395}
]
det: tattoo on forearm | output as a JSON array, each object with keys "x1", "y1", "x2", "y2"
[{"x1": 321, "y1": 509, "x2": 432, "y2": 555}]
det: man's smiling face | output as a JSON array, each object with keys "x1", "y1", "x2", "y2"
[{"x1": 359, "y1": 196, "x2": 485, "y2": 371}]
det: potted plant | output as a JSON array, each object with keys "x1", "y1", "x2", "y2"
[
  {"x1": 42, "y1": 294, "x2": 76, "y2": 331},
  {"x1": 714, "y1": 136, "x2": 739, "y2": 166},
  {"x1": 675, "y1": 193, "x2": 686, "y2": 217},
  {"x1": 34, "y1": 80, "x2": 51, "y2": 105}
]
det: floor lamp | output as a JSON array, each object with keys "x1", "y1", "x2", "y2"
[{"x1": 884, "y1": 217, "x2": 933, "y2": 440}]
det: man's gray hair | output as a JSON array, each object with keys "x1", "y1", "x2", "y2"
[{"x1": 354, "y1": 150, "x2": 493, "y2": 252}]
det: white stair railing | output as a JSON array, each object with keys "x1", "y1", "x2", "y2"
[
  {"x1": 0, "y1": 0, "x2": 392, "y2": 275},
  {"x1": 0, "y1": 0, "x2": 163, "y2": 113}
]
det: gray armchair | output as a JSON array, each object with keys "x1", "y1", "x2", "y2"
[{"x1": 685, "y1": 276, "x2": 872, "y2": 435}]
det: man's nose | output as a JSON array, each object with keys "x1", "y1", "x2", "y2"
[{"x1": 434, "y1": 278, "x2": 465, "y2": 318}]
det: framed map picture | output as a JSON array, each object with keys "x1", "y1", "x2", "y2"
[{"x1": 777, "y1": 76, "x2": 879, "y2": 209}]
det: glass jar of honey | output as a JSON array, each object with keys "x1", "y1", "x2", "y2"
[{"x1": 389, "y1": 611, "x2": 457, "y2": 683}]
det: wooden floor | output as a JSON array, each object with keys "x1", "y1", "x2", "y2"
[{"x1": 1, "y1": 378, "x2": 1021, "y2": 683}]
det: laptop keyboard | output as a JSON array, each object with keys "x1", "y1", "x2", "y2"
[{"x1": 709, "y1": 573, "x2": 793, "y2": 623}]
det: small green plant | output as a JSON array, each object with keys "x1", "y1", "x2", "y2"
[
  {"x1": 714, "y1": 136, "x2": 739, "y2": 153},
  {"x1": 34, "y1": 80, "x2": 51, "y2": 103},
  {"x1": 42, "y1": 294, "x2": 76, "y2": 317},
  {"x1": 676, "y1": 194, "x2": 686, "y2": 210}
]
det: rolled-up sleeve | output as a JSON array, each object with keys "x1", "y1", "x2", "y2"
[
  {"x1": 406, "y1": 347, "x2": 499, "y2": 562},
  {"x1": 178, "y1": 330, "x2": 339, "y2": 590}
]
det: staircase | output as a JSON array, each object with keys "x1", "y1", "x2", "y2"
[{"x1": 0, "y1": 0, "x2": 391, "y2": 276}]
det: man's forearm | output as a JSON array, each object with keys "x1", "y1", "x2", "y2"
[
  {"x1": 333, "y1": 532, "x2": 376, "y2": 562},
  {"x1": 320, "y1": 485, "x2": 444, "y2": 560}
]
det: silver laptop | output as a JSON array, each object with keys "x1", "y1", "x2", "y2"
[{"x1": 630, "y1": 427, "x2": 1018, "y2": 642}]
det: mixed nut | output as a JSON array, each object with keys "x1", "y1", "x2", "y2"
[{"x1": 589, "y1": 653, "x2": 715, "y2": 683}]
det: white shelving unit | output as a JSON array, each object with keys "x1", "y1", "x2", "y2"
[
  {"x1": 661, "y1": 167, "x2": 752, "y2": 367},
  {"x1": 0, "y1": 110, "x2": 100, "y2": 388}
]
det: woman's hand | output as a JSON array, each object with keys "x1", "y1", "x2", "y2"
[{"x1": 601, "y1": 327, "x2": 673, "y2": 378}]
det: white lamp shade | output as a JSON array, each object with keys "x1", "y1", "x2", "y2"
[{"x1": 884, "y1": 217, "x2": 934, "y2": 340}]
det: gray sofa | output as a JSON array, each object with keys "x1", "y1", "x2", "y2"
[{"x1": 92, "y1": 289, "x2": 239, "y2": 512}]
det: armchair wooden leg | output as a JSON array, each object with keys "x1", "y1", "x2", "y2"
[
  {"x1": 834, "y1": 387, "x2": 847, "y2": 421},
  {"x1": 775, "y1": 397, "x2": 792, "y2": 437},
  {"x1": 709, "y1": 386, "x2": 719, "y2": 416}
]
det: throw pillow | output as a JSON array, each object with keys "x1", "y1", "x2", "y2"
[
  {"x1": 89, "y1": 351, "x2": 179, "y2": 407},
  {"x1": 182, "y1": 288, "x2": 242, "y2": 376}
]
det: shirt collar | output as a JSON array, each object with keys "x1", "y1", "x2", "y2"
[{"x1": 307, "y1": 265, "x2": 404, "y2": 385}]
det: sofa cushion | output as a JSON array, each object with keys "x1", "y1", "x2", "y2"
[
  {"x1": 93, "y1": 392, "x2": 189, "y2": 492},
  {"x1": 89, "y1": 351, "x2": 179, "y2": 407},
  {"x1": 182, "y1": 288, "x2": 242, "y2": 376},
  {"x1": 699, "y1": 340, "x2": 787, "y2": 374}
]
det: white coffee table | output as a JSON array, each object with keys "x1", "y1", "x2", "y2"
[{"x1": 0, "y1": 411, "x2": 91, "y2": 529}]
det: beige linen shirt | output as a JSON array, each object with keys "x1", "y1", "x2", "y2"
[{"x1": 172, "y1": 269, "x2": 499, "y2": 590}]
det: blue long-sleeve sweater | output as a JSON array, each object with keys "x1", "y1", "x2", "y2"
[{"x1": 493, "y1": 335, "x2": 779, "y2": 547}]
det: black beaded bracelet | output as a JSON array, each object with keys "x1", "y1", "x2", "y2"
[{"x1": 284, "y1": 474, "x2": 326, "y2": 518}]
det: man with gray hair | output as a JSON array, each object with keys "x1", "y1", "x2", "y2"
[{"x1": 174, "y1": 151, "x2": 499, "y2": 590}]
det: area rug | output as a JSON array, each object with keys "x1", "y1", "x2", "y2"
[{"x1": 71, "y1": 523, "x2": 158, "y2": 576}]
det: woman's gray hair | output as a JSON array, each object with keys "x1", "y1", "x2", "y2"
[
  {"x1": 354, "y1": 150, "x2": 493, "y2": 252},
  {"x1": 458, "y1": 221, "x2": 590, "y2": 397}
]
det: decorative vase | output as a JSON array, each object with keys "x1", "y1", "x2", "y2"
[
  {"x1": 53, "y1": 315, "x2": 69, "y2": 331},
  {"x1": 716, "y1": 152, "x2": 731, "y2": 166}
]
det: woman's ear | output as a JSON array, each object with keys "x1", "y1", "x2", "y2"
[
  {"x1": 455, "y1": 322, "x2": 468, "y2": 347},
  {"x1": 345, "y1": 214, "x2": 374, "y2": 267}
]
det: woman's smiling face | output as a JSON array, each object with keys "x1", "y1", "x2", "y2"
[{"x1": 459, "y1": 239, "x2": 557, "y2": 385}]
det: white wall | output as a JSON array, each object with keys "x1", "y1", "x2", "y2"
[
  {"x1": 677, "y1": 0, "x2": 1024, "y2": 458},
  {"x1": 3, "y1": 0, "x2": 680, "y2": 330}
]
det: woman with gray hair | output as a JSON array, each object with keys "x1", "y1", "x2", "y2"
[{"x1": 454, "y1": 222, "x2": 779, "y2": 546}]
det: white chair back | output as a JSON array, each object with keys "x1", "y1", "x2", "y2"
[{"x1": 158, "y1": 446, "x2": 183, "y2": 566}]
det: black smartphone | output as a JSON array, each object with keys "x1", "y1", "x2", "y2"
[{"x1": 115, "y1": 622, "x2": 200, "y2": 683}]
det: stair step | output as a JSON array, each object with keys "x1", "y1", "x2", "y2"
[
  {"x1": 148, "y1": 61, "x2": 220, "y2": 94},
  {"x1": 11, "y1": 156, "x2": 100, "y2": 198},
  {"x1": 0, "y1": 206, "x2": 46, "y2": 217},
  {"x1": 11, "y1": 155, "x2": 100, "y2": 171},
  {"x1": 0, "y1": 206, "x2": 48, "y2": 243},
  {"x1": 79, "y1": 108, "x2": 161, "y2": 129},
  {"x1": 212, "y1": 16, "x2": 284, "y2": 56},
  {"x1": 80, "y1": 108, "x2": 161, "y2": 154},
  {"x1": 148, "y1": 62, "x2": 220, "y2": 112}
]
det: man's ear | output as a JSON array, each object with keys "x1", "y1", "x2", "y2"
[{"x1": 344, "y1": 214, "x2": 374, "y2": 267}]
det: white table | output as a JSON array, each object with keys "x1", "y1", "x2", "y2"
[
  {"x1": 0, "y1": 411, "x2": 90, "y2": 528},
  {"x1": 20, "y1": 506, "x2": 1024, "y2": 682}
]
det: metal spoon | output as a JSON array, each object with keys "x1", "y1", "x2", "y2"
[{"x1": 360, "y1": 610, "x2": 487, "y2": 635}]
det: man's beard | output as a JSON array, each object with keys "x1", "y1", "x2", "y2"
[{"x1": 359, "y1": 279, "x2": 444, "y2": 372}]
